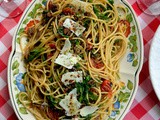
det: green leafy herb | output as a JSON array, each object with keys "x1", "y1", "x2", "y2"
[
  {"x1": 74, "y1": 63, "x2": 81, "y2": 69},
  {"x1": 76, "y1": 75, "x2": 94, "y2": 104},
  {"x1": 84, "y1": 75, "x2": 91, "y2": 83},
  {"x1": 108, "y1": 0, "x2": 114, "y2": 5},
  {"x1": 83, "y1": 19, "x2": 91, "y2": 28},
  {"x1": 93, "y1": 5, "x2": 109, "y2": 21},
  {"x1": 41, "y1": 54, "x2": 47, "y2": 61},
  {"x1": 58, "y1": 27, "x2": 69, "y2": 38},
  {"x1": 27, "y1": 47, "x2": 44, "y2": 62},
  {"x1": 84, "y1": 114, "x2": 92, "y2": 120},
  {"x1": 75, "y1": 39, "x2": 80, "y2": 45},
  {"x1": 49, "y1": 77, "x2": 53, "y2": 82},
  {"x1": 28, "y1": 4, "x2": 42, "y2": 18},
  {"x1": 98, "y1": 14, "x2": 109, "y2": 21},
  {"x1": 22, "y1": 72, "x2": 27, "y2": 79},
  {"x1": 88, "y1": 92, "x2": 98, "y2": 101},
  {"x1": 47, "y1": 96, "x2": 58, "y2": 108}
]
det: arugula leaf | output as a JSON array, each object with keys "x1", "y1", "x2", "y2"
[
  {"x1": 93, "y1": 5, "x2": 109, "y2": 21},
  {"x1": 93, "y1": 6, "x2": 100, "y2": 15},
  {"x1": 49, "y1": 77, "x2": 53, "y2": 82},
  {"x1": 22, "y1": 72, "x2": 27, "y2": 79},
  {"x1": 88, "y1": 91, "x2": 98, "y2": 101},
  {"x1": 98, "y1": 13, "x2": 109, "y2": 21},
  {"x1": 83, "y1": 19, "x2": 91, "y2": 28},
  {"x1": 84, "y1": 114, "x2": 92, "y2": 120},
  {"x1": 27, "y1": 47, "x2": 44, "y2": 62},
  {"x1": 76, "y1": 75, "x2": 93, "y2": 104},
  {"x1": 108, "y1": 0, "x2": 114, "y2": 5},
  {"x1": 58, "y1": 27, "x2": 69, "y2": 38},
  {"x1": 47, "y1": 96, "x2": 58, "y2": 108},
  {"x1": 84, "y1": 75, "x2": 91, "y2": 83},
  {"x1": 74, "y1": 63, "x2": 81, "y2": 69},
  {"x1": 76, "y1": 83, "x2": 90, "y2": 104}
]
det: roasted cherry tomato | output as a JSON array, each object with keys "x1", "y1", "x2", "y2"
[
  {"x1": 49, "y1": 43, "x2": 56, "y2": 49},
  {"x1": 101, "y1": 80, "x2": 111, "y2": 92},
  {"x1": 91, "y1": 58, "x2": 104, "y2": 69},
  {"x1": 62, "y1": 7, "x2": 75, "y2": 15},
  {"x1": 118, "y1": 20, "x2": 131, "y2": 37},
  {"x1": 25, "y1": 20, "x2": 39, "y2": 33}
]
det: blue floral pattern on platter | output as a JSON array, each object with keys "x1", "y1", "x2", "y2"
[{"x1": 15, "y1": 73, "x2": 26, "y2": 92}]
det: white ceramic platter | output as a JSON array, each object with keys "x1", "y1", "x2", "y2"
[
  {"x1": 149, "y1": 25, "x2": 160, "y2": 100},
  {"x1": 8, "y1": 0, "x2": 143, "y2": 120}
]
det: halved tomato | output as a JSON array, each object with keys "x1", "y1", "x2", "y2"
[
  {"x1": 25, "y1": 20, "x2": 39, "y2": 33},
  {"x1": 101, "y1": 80, "x2": 111, "y2": 92},
  {"x1": 118, "y1": 20, "x2": 131, "y2": 37},
  {"x1": 90, "y1": 58, "x2": 104, "y2": 69}
]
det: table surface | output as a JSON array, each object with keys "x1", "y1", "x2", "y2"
[{"x1": 0, "y1": 0, "x2": 160, "y2": 120}]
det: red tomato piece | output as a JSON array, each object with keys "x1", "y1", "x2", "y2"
[
  {"x1": 101, "y1": 80, "x2": 111, "y2": 92},
  {"x1": 62, "y1": 7, "x2": 74, "y2": 15},
  {"x1": 25, "y1": 20, "x2": 39, "y2": 33},
  {"x1": 49, "y1": 43, "x2": 56, "y2": 49},
  {"x1": 90, "y1": 58, "x2": 104, "y2": 69},
  {"x1": 118, "y1": 20, "x2": 131, "y2": 37}
]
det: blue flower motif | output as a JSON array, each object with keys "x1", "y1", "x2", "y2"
[
  {"x1": 127, "y1": 53, "x2": 134, "y2": 62},
  {"x1": 16, "y1": 73, "x2": 26, "y2": 92},
  {"x1": 114, "y1": 101, "x2": 120, "y2": 109},
  {"x1": 110, "y1": 110, "x2": 116, "y2": 117}
]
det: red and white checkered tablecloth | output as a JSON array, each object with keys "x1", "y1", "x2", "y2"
[{"x1": 0, "y1": 0, "x2": 160, "y2": 120}]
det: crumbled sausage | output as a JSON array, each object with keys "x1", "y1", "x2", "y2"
[
  {"x1": 63, "y1": 28, "x2": 72, "y2": 36},
  {"x1": 48, "y1": 1, "x2": 59, "y2": 12},
  {"x1": 47, "y1": 108, "x2": 59, "y2": 120},
  {"x1": 27, "y1": 27, "x2": 35, "y2": 38}
]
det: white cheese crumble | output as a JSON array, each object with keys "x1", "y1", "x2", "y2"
[
  {"x1": 61, "y1": 39, "x2": 71, "y2": 54},
  {"x1": 54, "y1": 39, "x2": 81, "y2": 69},
  {"x1": 61, "y1": 71, "x2": 83, "y2": 86},
  {"x1": 59, "y1": 88, "x2": 81, "y2": 116},
  {"x1": 80, "y1": 106, "x2": 98, "y2": 116},
  {"x1": 63, "y1": 18, "x2": 86, "y2": 36},
  {"x1": 71, "y1": 0, "x2": 90, "y2": 12},
  {"x1": 55, "y1": 53, "x2": 80, "y2": 69}
]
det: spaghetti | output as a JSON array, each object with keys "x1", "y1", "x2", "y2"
[{"x1": 19, "y1": 0, "x2": 131, "y2": 119}]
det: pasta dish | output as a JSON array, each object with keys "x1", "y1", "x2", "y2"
[{"x1": 19, "y1": 0, "x2": 131, "y2": 119}]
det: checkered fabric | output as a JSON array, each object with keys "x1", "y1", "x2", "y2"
[{"x1": 0, "y1": 0, "x2": 160, "y2": 120}]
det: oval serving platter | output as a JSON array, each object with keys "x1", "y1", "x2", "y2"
[{"x1": 8, "y1": 0, "x2": 143, "y2": 120}]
